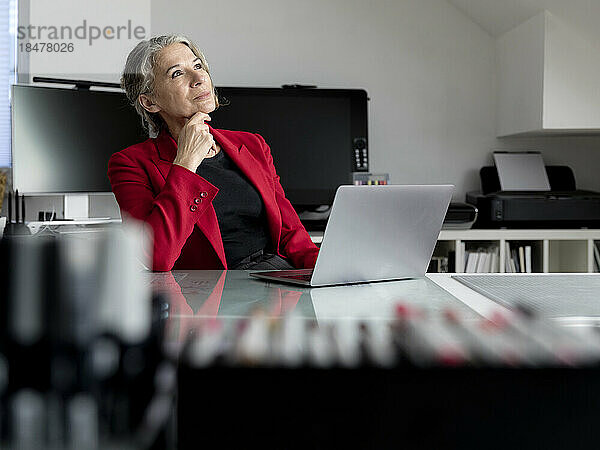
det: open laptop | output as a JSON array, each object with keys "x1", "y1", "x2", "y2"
[{"x1": 250, "y1": 184, "x2": 453, "y2": 287}]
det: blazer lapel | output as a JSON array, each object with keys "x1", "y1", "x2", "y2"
[{"x1": 153, "y1": 130, "x2": 178, "y2": 181}]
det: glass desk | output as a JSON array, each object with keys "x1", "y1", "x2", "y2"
[
  {"x1": 149, "y1": 271, "x2": 600, "y2": 449},
  {"x1": 149, "y1": 270, "x2": 480, "y2": 348}
]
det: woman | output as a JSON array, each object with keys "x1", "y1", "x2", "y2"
[{"x1": 108, "y1": 34, "x2": 319, "y2": 271}]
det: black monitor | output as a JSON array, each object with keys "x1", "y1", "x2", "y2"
[
  {"x1": 11, "y1": 84, "x2": 146, "y2": 218},
  {"x1": 11, "y1": 84, "x2": 147, "y2": 194},
  {"x1": 211, "y1": 87, "x2": 369, "y2": 209}
]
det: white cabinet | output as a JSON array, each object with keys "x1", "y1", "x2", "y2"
[{"x1": 496, "y1": 11, "x2": 600, "y2": 137}]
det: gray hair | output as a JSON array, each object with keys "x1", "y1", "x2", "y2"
[{"x1": 121, "y1": 34, "x2": 220, "y2": 136}]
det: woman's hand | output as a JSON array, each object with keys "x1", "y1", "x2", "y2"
[{"x1": 173, "y1": 112, "x2": 215, "y2": 172}]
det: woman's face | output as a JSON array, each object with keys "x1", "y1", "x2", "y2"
[{"x1": 141, "y1": 43, "x2": 216, "y2": 124}]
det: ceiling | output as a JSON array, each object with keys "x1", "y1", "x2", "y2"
[{"x1": 447, "y1": 0, "x2": 600, "y2": 42}]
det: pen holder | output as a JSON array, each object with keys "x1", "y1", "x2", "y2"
[
  {"x1": 0, "y1": 171, "x2": 6, "y2": 211},
  {"x1": 352, "y1": 172, "x2": 390, "y2": 185},
  {"x1": 3, "y1": 222, "x2": 31, "y2": 236}
]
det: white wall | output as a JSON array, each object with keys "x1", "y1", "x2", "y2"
[
  {"x1": 23, "y1": 0, "x2": 151, "y2": 83},
  {"x1": 496, "y1": 12, "x2": 545, "y2": 136},
  {"x1": 152, "y1": 0, "x2": 600, "y2": 198},
  {"x1": 152, "y1": 0, "x2": 497, "y2": 201}
]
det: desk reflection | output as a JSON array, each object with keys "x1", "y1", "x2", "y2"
[
  {"x1": 150, "y1": 271, "x2": 476, "y2": 346},
  {"x1": 150, "y1": 270, "x2": 312, "y2": 343}
]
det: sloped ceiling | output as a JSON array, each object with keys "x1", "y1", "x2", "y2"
[{"x1": 447, "y1": 0, "x2": 600, "y2": 43}]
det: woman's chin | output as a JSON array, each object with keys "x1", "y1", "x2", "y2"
[{"x1": 196, "y1": 102, "x2": 216, "y2": 114}]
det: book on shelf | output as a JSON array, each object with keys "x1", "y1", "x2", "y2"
[
  {"x1": 518, "y1": 247, "x2": 525, "y2": 273},
  {"x1": 475, "y1": 252, "x2": 488, "y2": 273},
  {"x1": 464, "y1": 246, "x2": 499, "y2": 273},
  {"x1": 511, "y1": 248, "x2": 520, "y2": 272},
  {"x1": 505, "y1": 242, "x2": 532, "y2": 273},
  {"x1": 525, "y1": 246, "x2": 532, "y2": 273},
  {"x1": 490, "y1": 252, "x2": 498, "y2": 273},
  {"x1": 465, "y1": 252, "x2": 478, "y2": 273}
]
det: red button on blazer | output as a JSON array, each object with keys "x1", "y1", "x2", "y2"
[{"x1": 108, "y1": 125, "x2": 319, "y2": 271}]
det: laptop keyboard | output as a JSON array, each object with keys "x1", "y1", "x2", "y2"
[
  {"x1": 262, "y1": 269, "x2": 313, "y2": 281},
  {"x1": 286, "y1": 273, "x2": 313, "y2": 281},
  {"x1": 283, "y1": 269, "x2": 313, "y2": 281}
]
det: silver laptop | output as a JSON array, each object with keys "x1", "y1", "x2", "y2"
[{"x1": 250, "y1": 184, "x2": 453, "y2": 287}]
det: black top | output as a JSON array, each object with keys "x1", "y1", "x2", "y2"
[{"x1": 196, "y1": 149, "x2": 270, "y2": 267}]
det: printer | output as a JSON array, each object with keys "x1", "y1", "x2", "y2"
[{"x1": 466, "y1": 165, "x2": 600, "y2": 228}]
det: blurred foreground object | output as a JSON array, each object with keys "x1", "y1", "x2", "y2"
[
  {"x1": 0, "y1": 223, "x2": 174, "y2": 449},
  {"x1": 180, "y1": 305, "x2": 600, "y2": 369},
  {"x1": 178, "y1": 307, "x2": 600, "y2": 449}
]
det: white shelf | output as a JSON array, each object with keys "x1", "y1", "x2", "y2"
[
  {"x1": 436, "y1": 229, "x2": 600, "y2": 274},
  {"x1": 309, "y1": 229, "x2": 600, "y2": 274}
]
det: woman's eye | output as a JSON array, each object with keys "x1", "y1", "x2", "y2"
[
  {"x1": 171, "y1": 70, "x2": 183, "y2": 78},
  {"x1": 194, "y1": 64, "x2": 203, "y2": 70}
]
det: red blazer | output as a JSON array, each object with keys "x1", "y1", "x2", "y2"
[{"x1": 108, "y1": 126, "x2": 319, "y2": 271}]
